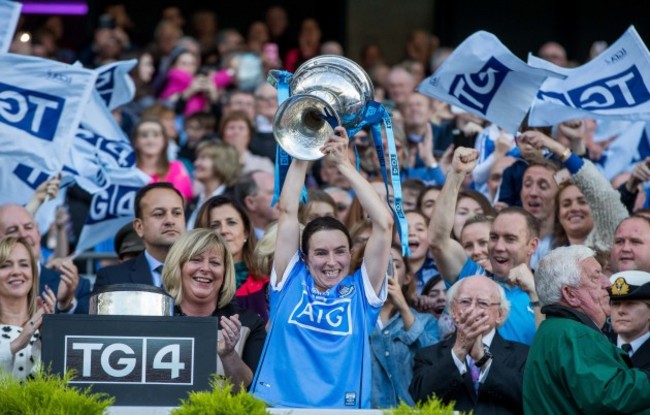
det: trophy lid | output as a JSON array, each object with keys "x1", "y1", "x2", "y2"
[{"x1": 290, "y1": 55, "x2": 374, "y2": 129}]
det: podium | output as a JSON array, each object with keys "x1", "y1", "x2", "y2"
[{"x1": 41, "y1": 314, "x2": 218, "y2": 406}]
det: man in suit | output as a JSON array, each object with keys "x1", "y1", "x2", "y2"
[
  {"x1": 93, "y1": 182, "x2": 186, "y2": 292},
  {"x1": 410, "y1": 275, "x2": 529, "y2": 415},
  {"x1": 609, "y1": 270, "x2": 650, "y2": 373},
  {"x1": 0, "y1": 204, "x2": 91, "y2": 314}
]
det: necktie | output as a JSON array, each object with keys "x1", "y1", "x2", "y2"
[
  {"x1": 467, "y1": 356, "x2": 480, "y2": 394},
  {"x1": 621, "y1": 343, "x2": 633, "y2": 354},
  {"x1": 153, "y1": 265, "x2": 163, "y2": 288}
]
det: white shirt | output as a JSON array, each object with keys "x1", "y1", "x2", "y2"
[{"x1": 618, "y1": 331, "x2": 650, "y2": 357}]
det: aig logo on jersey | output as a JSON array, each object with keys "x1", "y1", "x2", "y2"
[
  {"x1": 0, "y1": 82, "x2": 65, "y2": 141},
  {"x1": 288, "y1": 291, "x2": 352, "y2": 335},
  {"x1": 448, "y1": 57, "x2": 511, "y2": 115}
]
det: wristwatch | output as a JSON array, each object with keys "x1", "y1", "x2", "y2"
[{"x1": 474, "y1": 346, "x2": 492, "y2": 368}]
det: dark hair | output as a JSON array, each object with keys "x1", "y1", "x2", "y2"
[
  {"x1": 458, "y1": 189, "x2": 496, "y2": 217},
  {"x1": 518, "y1": 112, "x2": 552, "y2": 136},
  {"x1": 134, "y1": 182, "x2": 184, "y2": 219},
  {"x1": 234, "y1": 170, "x2": 261, "y2": 208},
  {"x1": 195, "y1": 195, "x2": 261, "y2": 278},
  {"x1": 496, "y1": 206, "x2": 540, "y2": 240},
  {"x1": 421, "y1": 274, "x2": 443, "y2": 297},
  {"x1": 402, "y1": 178, "x2": 426, "y2": 194},
  {"x1": 301, "y1": 216, "x2": 352, "y2": 255},
  {"x1": 417, "y1": 184, "x2": 442, "y2": 208},
  {"x1": 299, "y1": 189, "x2": 337, "y2": 224},
  {"x1": 552, "y1": 181, "x2": 577, "y2": 248}
]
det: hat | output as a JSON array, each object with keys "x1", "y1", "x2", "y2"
[
  {"x1": 113, "y1": 223, "x2": 145, "y2": 259},
  {"x1": 609, "y1": 270, "x2": 650, "y2": 300}
]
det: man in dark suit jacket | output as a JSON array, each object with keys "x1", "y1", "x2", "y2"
[
  {"x1": 609, "y1": 270, "x2": 650, "y2": 374},
  {"x1": 410, "y1": 276, "x2": 529, "y2": 415},
  {"x1": 0, "y1": 203, "x2": 91, "y2": 314},
  {"x1": 94, "y1": 183, "x2": 186, "y2": 292}
]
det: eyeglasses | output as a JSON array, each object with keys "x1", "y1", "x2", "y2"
[{"x1": 455, "y1": 297, "x2": 501, "y2": 310}]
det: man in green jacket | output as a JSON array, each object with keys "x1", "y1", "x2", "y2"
[{"x1": 523, "y1": 245, "x2": 650, "y2": 414}]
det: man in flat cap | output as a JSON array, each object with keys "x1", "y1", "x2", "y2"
[
  {"x1": 113, "y1": 222, "x2": 145, "y2": 262},
  {"x1": 609, "y1": 270, "x2": 650, "y2": 373}
]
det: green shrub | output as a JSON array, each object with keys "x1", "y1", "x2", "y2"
[
  {"x1": 384, "y1": 397, "x2": 470, "y2": 415},
  {"x1": 0, "y1": 370, "x2": 114, "y2": 415},
  {"x1": 172, "y1": 378, "x2": 267, "y2": 415}
]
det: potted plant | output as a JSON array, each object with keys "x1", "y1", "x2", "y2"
[
  {"x1": 172, "y1": 378, "x2": 267, "y2": 415},
  {"x1": 384, "y1": 397, "x2": 467, "y2": 415},
  {"x1": 0, "y1": 370, "x2": 114, "y2": 414}
]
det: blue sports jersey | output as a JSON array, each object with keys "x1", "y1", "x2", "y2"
[{"x1": 251, "y1": 252, "x2": 386, "y2": 408}]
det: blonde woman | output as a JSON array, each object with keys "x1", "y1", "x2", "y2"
[
  {"x1": 162, "y1": 229, "x2": 266, "y2": 391},
  {"x1": 0, "y1": 237, "x2": 56, "y2": 379}
]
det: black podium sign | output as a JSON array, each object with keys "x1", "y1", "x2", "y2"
[{"x1": 41, "y1": 315, "x2": 217, "y2": 406}]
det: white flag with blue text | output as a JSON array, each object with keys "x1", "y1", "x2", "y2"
[
  {"x1": 74, "y1": 167, "x2": 149, "y2": 255},
  {"x1": 0, "y1": 0, "x2": 21, "y2": 53},
  {"x1": 417, "y1": 31, "x2": 561, "y2": 133},
  {"x1": 95, "y1": 59, "x2": 137, "y2": 110},
  {"x1": 529, "y1": 26, "x2": 650, "y2": 126},
  {"x1": 0, "y1": 54, "x2": 97, "y2": 205},
  {"x1": 63, "y1": 88, "x2": 138, "y2": 194}
]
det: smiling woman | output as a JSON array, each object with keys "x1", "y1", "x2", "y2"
[
  {"x1": 161, "y1": 229, "x2": 266, "y2": 392},
  {"x1": 0, "y1": 237, "x2": 56, "y2": 380},
  {"x1": 251, "y1": 127, "x2": 394, "y2": 408}
]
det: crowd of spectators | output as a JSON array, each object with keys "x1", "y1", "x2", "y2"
[{"x1": 1, "y1": 3, "x2": 650, "y2": 413}]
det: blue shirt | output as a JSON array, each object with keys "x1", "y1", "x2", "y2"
[
  {"x1": 370, "y1": 309, "x2": 439, "y2": 408},
  {"x1": 456, "y1": 258, "x2": 535, "y2": 345},
  {"x1": 252, "y1": 253, "x2": 386, "y2": 408},
  {"x1": 414, "y1": 257, "x2": 439, "y2": 294},
  {"x1": 143, "y1": 250, "x2": 163, "y2": 288}
]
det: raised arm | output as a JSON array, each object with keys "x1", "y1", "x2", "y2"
[
  {"x1": 429, "y1": 147, "x2": 479, "y2": 284},
  {"x1": 273, "y1": 159, "x2": 309, "y2": 283},
  {"x1": 24, "y1": 175, "x2": 61, "y2": 216},
  {"x1": 520, "y1": 130, "x2": 629, "y2": 252},
  {"x1": 322, "y1": 127, "x2": 393, "y2": 294}
]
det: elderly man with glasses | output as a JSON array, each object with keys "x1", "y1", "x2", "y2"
[
  {"x1": 524, "y1": 245, "x2": 650, "y2": 414},
  {"x1": 410, "y1": 275, "x2": 529, "y2": 414}
]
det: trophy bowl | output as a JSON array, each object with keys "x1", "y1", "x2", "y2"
[
  {"x1": 290, "y1": 55, "x2": 374, "y2": 129},
  {"x1": 89, "y1": 283, "x2": 174, "y2": 316},
  {"x1": 273, "y1": 94, "x2": 341, "y2": 161}
]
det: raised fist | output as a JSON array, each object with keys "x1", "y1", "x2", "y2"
[{"x1": 451, "y1": 147, "x2": 479, "y2": 174}]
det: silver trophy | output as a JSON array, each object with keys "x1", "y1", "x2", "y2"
[{"x1": 271, "y1": 55, "x2": 374, "y2": 160}]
